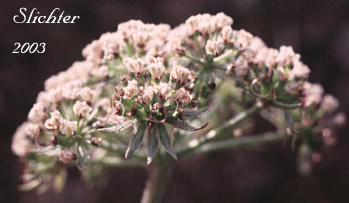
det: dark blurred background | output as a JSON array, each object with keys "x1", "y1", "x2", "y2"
[{"x1": 1, "y1": 0, "x2": 348, "y2": 202}]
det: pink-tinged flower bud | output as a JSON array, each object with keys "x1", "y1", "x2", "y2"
[
  {"x1": 146, "y1": 55, "x2": 165, "y2": 80},
  {"x1": 169, "y1": 38, "x2": 184, "y2": 55},
  {"x1": 185, "y1": 15, "x2": 200, "y2": 35},
  {"x1": 80, "y1": 87, "x2": 96, "y2": 102},
  {"x1": 59, "y1": 149, "x2": 77, "y2": 163},
  {"x1": 44, "y1": 110, "x2": 62, "y2": 130},
  {"x1": 288, "y1": 60, "x2": 310, "y2": 80},
  {"x1": 333, "y1": 113, "x2": 346, "y2": 126},
  {"x1": 173, "y1": 88, "x2": 192, "y2": 103},
  {"x1": 141, "y1": 86, "x2": 155, "y2": 103},
  {"x1": 205, "y1": 40, "x2": 224, "y2": 56},
  {"x1": 123, "y1": 79, "x2": 139, "y2": 99},
  {"x1": 232, "y1": 56, "x2": 249, "y2": 76},
  {"x1": 170, "y1": 65, "x2": 196, "y2": 85},
  {"x1": 73, "y1": 101, "x2": 92, "y2": 118},
  {"x1": 214, "y1": 12, "x2": 233, "y2": 28},
  {"x1": 303, "y1": 82, "x2": 324, "y2": 107},
  {"x1": 221, "y1": 26, "x2": 234, "y2": 43},
  {"x1": 123, "y1": 57, "x2": 145, "y2": 75},
  {"x1": 25, "y1": 123, "x2": 41, "y2": 139},
  {"x1": 320, "y1": 94, "x2": 339, "y2": 113},
  {"x1": 156, "y1": 83, "x2": 172, "y2": 100},
  {"x1": 235, "y1": 29, "x2": 253, "y2": 50},
  {"x1": 60, "y1": 119, "x2": 77, "y2": 136},
  {"x1": 276, "y1": 46, "x2": 300, "y2": 66},
  {"x1": 28, "y1": 104, "x2": 46, "y2": 123}
]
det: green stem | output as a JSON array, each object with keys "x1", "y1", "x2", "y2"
[
  {"x1": 178, "y1": 100, "x2": 265, "y2": 157},
  {"x1": 140, "y1": 153, "x2": 176, "y2": 203},
  {"x1": 180, "y1": 132, "x2": 288, "y2": 158},
  {"x1": 87, "y1": 157, "x2": 144, "y2": 167}
]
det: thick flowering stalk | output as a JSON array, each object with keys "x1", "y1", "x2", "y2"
[{"x1": 12, "y1": 12, "x2": 345, "y2": 202}]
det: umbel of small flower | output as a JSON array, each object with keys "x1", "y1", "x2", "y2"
[{"x1": 12, "y1": 12, "x2": 345, "y2": 192}]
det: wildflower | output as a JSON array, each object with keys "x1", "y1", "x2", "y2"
[
  {"x1": 214, "y1": 12, "x2": 233, "y2": 28},
  {"x1": 288, "y1": 60, "x2": 310, "y2": 80},
  {"x1": 80, "y1": 87, "x2": 95, "y2": 102},
  {"x1": 59, "y1": 149, "x2": 76, "y2": 163},
  {"x1": 155, "y1": 83, "x2": 172, "y2": 100},
  {"x1": 221, "y1": 26, "x2": 234, "y2": 43},
  {"x1": 28, "y1": 104, "x2": 46, "y2": 123},
  {"x1": 235, "y1": 29, "x2": 253, "y2": 50},
  {"x1": 123, "y1": 79, "x2": 139, "y2": 99},
  {"x1": 73, "y1": 101, "x2": 92, "y2": 118},
  {"x1": 303, "y1": 82, "x2": 324, "y2": 107},
  {"x1": 146, "y1": 55, "x2": 165, "y2": 80},
  {"x1": 205, "y1": 40, "x2": 224, "y2": 56},
  {"x1": 172, "y1": 88, "x2": 192, "y2": 103},
  {"x1": 276, "y1": 46, "x2": 300, "y2": 66},
  {"x1": 60, "y1": 119, "x2": 77, "y2": 136},
  {"x1": 320, "y1": 95, "x2": 339, "y2": 113},
  {"x1": 123, "y1": 57, "x2": 145, "y2": 75},
  {"x1": 25, "y1": 123, "x2": 41, "y2": 139},
  {"x1": 44, "y1": 110, "x2": 61, "y2": 130},
  {"x1": 170, "y1": 65, "x2": 196, "y2": 85}
]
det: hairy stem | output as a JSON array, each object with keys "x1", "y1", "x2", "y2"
[
  {"x1": 180, "y1": 132, "x2": 288, "y2": 158},
  {"x1": 141, "y1": 153, "x2": 176, "y2": 203},
  {"x1": 87, "y1": 157, "x2": 144, "y2": 167}
]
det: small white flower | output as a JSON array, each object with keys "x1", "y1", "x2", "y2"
[
  {"x1": 141, "y1": 86, "x2": 155, "y2": 103},
  {"x1": 73, "y1": 101, "x2": 92, "y2": 118},
  {"x1": 146, "y1": 55, "x2": 165, "y2": 80},
  {"x1": 235, "y1": 29, "x2": 253, "y2": 50},
  {"x1": 233, "y1": 56, "x2": 249, "y2": 76},
  {"x1": 60, "y1": 119, "x2": 77, "y2": 136},
  {"x1": 221, "y1": 26, "x2": 234, "y2": 43},
  {"x1": 303, "y1": 82, "x2": 324, "y2": 107},
  {"x1": 123, "y1": 79, "x2": 139, "y2": 99},
  {"x1": 205, "y1": 40, "x2": 224, "y2": 56},
  {"x1": 155, "y1": 83, "x2": 172, "y2": 100},
  {"x1": 44, "y1": 110, "x2": 62, "y2": 130},
  {"x1": 288, "y1": 60, "x2": 310, "y2": 80},
  {"x1": 59, "y1": 149, "x2": 76, "y2": 163},
  {"x1": 170, "y1": 65, "x2": 196, "y2": 85},
  {"x1": 320, "y1": 94, "x2": 339, "y2": 113},
  {"x1": 80, "y1": 87, "x2": 96, "y2": 102},
  {"x1": 25, "y1": 123, "x2": 41, "y2": 139},
  {"x1": 214, "y1": 12, "x2": 233, "y2": 28},
  {"x1": 276, "y1": 46, "x2": 300, "y2": 66},
  {"x1": 28, "y1": 104, "x2": 46, "y2": 123},
  {"x1": 123, "y1": 57, "x2": 145, "y2": 75},
  {"x1": 173, "y1": 88, "x2": 192, "y2": 103}
]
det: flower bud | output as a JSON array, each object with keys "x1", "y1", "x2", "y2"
[
  {"x1": 123, "y1": 57, "x2": 145, "y2": 75},
  {"x1": 205, "y1": 40, "x2": 224, "y2": 56},
  {"x1": 60, "y1": 119, "x2": 77, "y2": 136},
  {"x1": 59, "y1": 149, "x2": 77, "y2": 163},
  {"x1": 123, "y1": 79, "x2": 139, "y2": 99},
  {"x1": 73, "y1": 101, "x2": 92, "y2": 118},
  {"x1": 28, "y1": 104, "x2": 46, "y2": 123},
  {"x1": 44, "y1": 110, "x2": 62, "y2": 130},
  {"x1": 80, "y1": 87, "x2": 96, "y2": 102},
  {"x1": 146, "y1": 56, "x2": 165, "y2": 80}
]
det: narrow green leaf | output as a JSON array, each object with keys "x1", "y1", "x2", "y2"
[
  {"x1": 181, "y1": 107, "x2": 208, "y2": 117},
  {"x1": 147, "y1": 126, "x2": 159, "y2": 165},
  {"x1": 156, "y1": 123, "x2": 177, "y2": 160},
  {"x1": 125, "y1": 122, "x2": 146, "y2": 159},
  {"x1": 166, "y1": 117, "x2": 208, "y2": 131}
]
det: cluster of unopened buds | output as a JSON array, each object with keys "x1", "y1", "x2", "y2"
[{"x1": 12, "y1": 12, "x2": 345, "y2": 193}]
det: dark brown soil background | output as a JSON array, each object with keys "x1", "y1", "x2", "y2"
[{"x1": 1, "y1": 0, "x2": 348, "y2": 202}]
